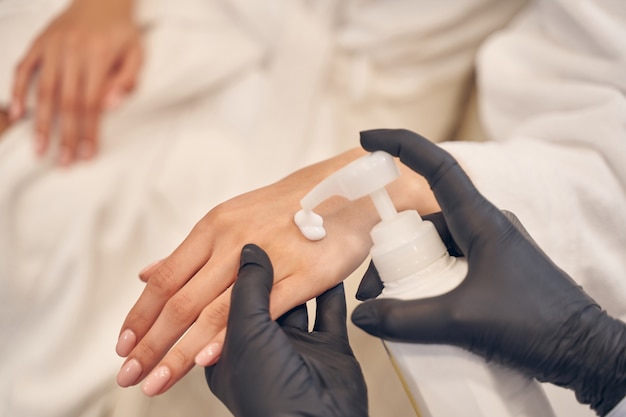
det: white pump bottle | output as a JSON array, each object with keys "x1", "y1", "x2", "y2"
[{"x1": 294, "y1": 151, "x2": 556, "y2": 417}]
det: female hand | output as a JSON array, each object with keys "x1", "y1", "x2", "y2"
[
  {"x1": 10, "y1": 0, "x2": 142, "y2": 165},
  {"x1": 116, "y1": 147, "x2": 439, "y2": 396}
]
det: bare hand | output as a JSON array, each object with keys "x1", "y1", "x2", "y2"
[
  {"x1": 115, "y1": 147, "x2": 438, "y2": 396},
  {"x1": 10, "y1": 0, "x2": 142, "y2": 165}
]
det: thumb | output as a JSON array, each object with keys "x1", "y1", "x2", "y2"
[
  {"x1": 355, "y1": 261, "x2": 384, "y2": 301},
  {"x1": 351, "y1": 295, "x2": 454, "y2": 345},
  {"x1": 206, "y1": 245, "x2": 276, "y2": 382},
  {"x1": 230, "y1": 244, "x2": 274, "y2": 322}
]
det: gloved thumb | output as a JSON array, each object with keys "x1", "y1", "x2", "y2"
[
  {"x1": 355, "y1": 261, "x2": 384, "y2": 301},
  {"x1": 351, "y1": 294, "x2": 454, "y2": 345},
  {"x1": 226, "y1": 244, "x2": 275, "y2": 346}
]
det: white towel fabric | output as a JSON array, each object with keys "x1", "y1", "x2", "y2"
[{"x1": 0, "y1": 0, "x2": 623, "y2": 417}]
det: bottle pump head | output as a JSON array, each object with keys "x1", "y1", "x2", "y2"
[{"x1": 294, "y1": 151, "x2": 448, "y2": 282}]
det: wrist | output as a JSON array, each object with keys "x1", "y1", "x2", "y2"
[{"x1": 546, "y1": 306, "x2": 626, "y2": 416}]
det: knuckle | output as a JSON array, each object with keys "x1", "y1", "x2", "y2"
[
  {"x1": 194, "y1": 202, "x2": 235, "y2": 235},
  {"x1": 134, "y1": 341, "x2": 159, "y2": 362},
  {"x1": 167, "y1": 347, "x2": 191, "y2": 369},
  {"x1": 149, "y1": 263, "x2": 177, "y2": 295},
  {"x1": 164, "y1": 292, "x2": 196, "y2": 322},
  {"x1": 197, "y1": 300, "x2": 230, "y2": 332}
]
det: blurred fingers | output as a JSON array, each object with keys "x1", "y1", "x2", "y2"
[
  {"x1": 11, "y1": 43, "x2": 42, "y2": 122},
  {"x1": 58, "y1": 47, "x2": 81, "y2": 166}
]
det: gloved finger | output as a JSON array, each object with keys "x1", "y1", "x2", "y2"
[
  {"x1": 277, "y1": 304, "x2": 308, "y2": 332},
  {"x1": 227, "y1": 244, "x2": 276, "y2": 345},
  {"x1": 422, "y1": 212, "x2": 463, "y2": 257},
  {"x1": 313, "y1": 283, "x2": 348, "y2": 341},
  {"x1": 351, "y1": 296, "x2": 453, "y2": 345},
  {"x1": 360, "y1": 129, "x2": 504, "y2": 255},
  {"x1": 355, "y1": 261, "x2": 383, "y2": 301}
]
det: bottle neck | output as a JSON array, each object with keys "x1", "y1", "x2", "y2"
[
  {"x1": 380, "y1": 254, "x2": 467, "y2": 300},
  {"x1": 370, "y1": 211, "x2": 449, "y2": 283}
]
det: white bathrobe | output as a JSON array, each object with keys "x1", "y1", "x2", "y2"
[{"x1": 0, "y1": 1, "x2": 623, "y2": 416}]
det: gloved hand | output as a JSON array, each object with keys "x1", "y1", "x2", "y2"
[
  {"x1": 351, "y1": 129, "x2": 626, "y2": 417},
  {"x1": 206, "y1": 244, "x2": 368, "y2": 417}
]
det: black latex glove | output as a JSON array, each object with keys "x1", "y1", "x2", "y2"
[
  {"x1": 351, "y1": 129, "x2": 626, "y2": 416},
  {"x1": 206, "y1": 244, "x2": 368, "y2": 417}
]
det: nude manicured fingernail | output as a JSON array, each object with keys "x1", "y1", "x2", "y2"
[
  {"x1": 116, "y1": 329, "x2": 136, "y2": 357},
  {"x1": 141, "y1": 365, "x2": 171, "y2": 397},
  {"x1": 195, "y1": 342, "x2": 221, "y2": 366},
  {"x1": 117, "y1": 358, "x2": 142, "y2": 387}
]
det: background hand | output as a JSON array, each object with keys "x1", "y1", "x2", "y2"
[
  {"x1": 351, "y1": 129, "x2": 626, "y2": 416},
  {"x1": 10, "y1": 0, "x2": 142, "y2": 165},
  {"x1": 206, "y1": 244, "x2": 368, "y2": 417}
]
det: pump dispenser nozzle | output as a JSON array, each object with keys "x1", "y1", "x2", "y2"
[
  {"x1": 294, "y1": 151, "x2": 448, "y2": 283},
  {"x1": 294, "y1": 151, "x2": 403, "y2": 240}
]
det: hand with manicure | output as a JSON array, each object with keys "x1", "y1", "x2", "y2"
[
  {"x1": 115, "y1": 146, "x2": 440, "y2": 396},
  {"x1": 9, "y1": 0, "x2": 142, "y2": 166}
]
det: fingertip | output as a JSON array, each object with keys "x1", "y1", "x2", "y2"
[
  {"x1": 314, "y1": 282, "x2": 348, "y2": 338},
  {"x1": 195, "y1": 341, "x2": 222, "y2": 367},
  {"x1": 359, "y1": 129, "x2": 427, "y2": 155},
  {"x1": 239, "y1": 243, "x2": 272, "y2": 275},
  {"x1": 355, "y1": 261, "x2": 384, "y2": 301},
  {"x1": 230, "y1": 244, "x2": 274, "y2": 321},
  {"x1": 351, "y1": 301, "x2": 382, "y2": 337}
]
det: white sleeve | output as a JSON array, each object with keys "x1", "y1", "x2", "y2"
[{"x1": 440, "y1": 0, "x2": 626, "y2": 320}]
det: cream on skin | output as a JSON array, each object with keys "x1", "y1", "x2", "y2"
[
  {"x1": 294, "y1": 151, "x2": 400, "y2": 242},
  {"x1": 293, "y1": 209, "x2": 326, "y2": 241}
]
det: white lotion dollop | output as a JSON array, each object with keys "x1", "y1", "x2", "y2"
[{"x1": 294, "y1": 209, "x2": 326, "y2": 241}]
